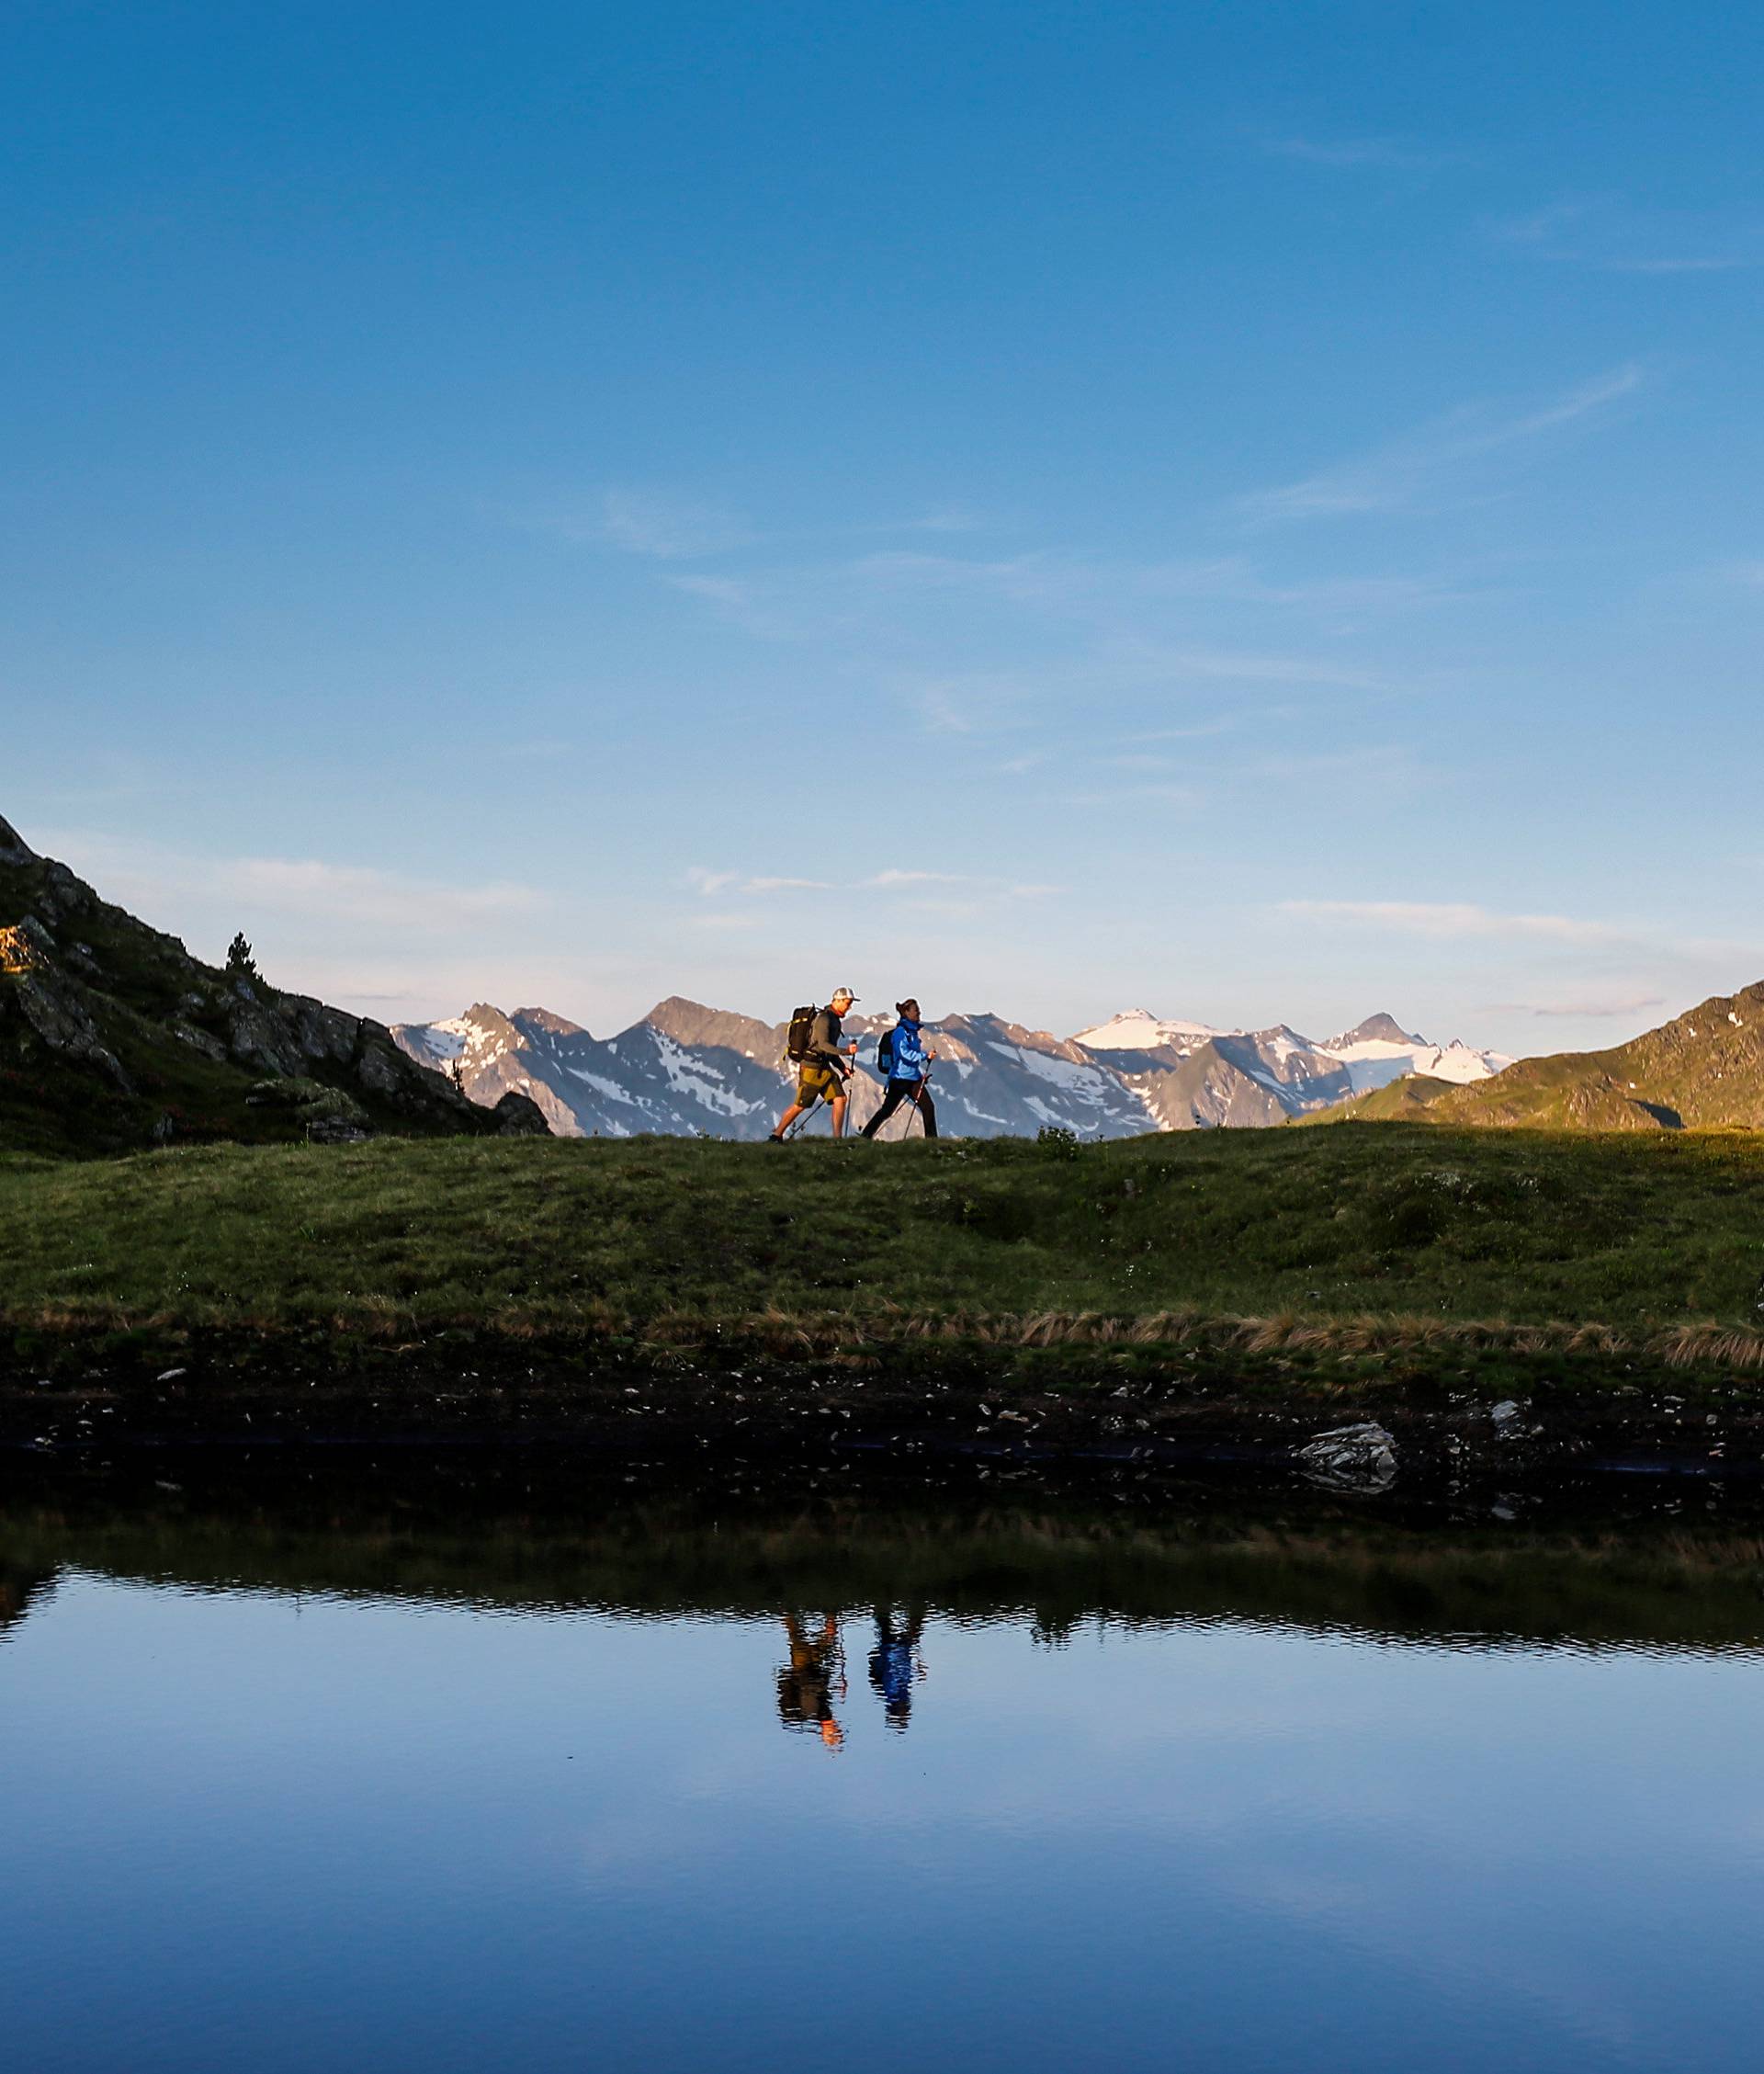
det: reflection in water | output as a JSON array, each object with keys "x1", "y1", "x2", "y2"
[
  {"x1": 777, "y1": 1611, "x2": 845, "y2": 1747},
  {"x1": 868, "y1": 1604, "x2": 925, "y2": 1731},
  {"x1": 776, "y1": 1604, "x2": 929, "y2": 1747},
  {"x1": 2, "y1": 1456, "x2": 1763, "y2": 2074}
]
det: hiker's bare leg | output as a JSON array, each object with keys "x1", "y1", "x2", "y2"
[
  {"x1": 773, "y1": 1102, "x2": 808, "y2": 1139},
  {"x1": 829, "y1": 1094, "x2": 848, "y2": 1139}
]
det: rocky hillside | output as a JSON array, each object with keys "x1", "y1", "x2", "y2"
[
  {"x1": 0, "y1": 814, "x2": 548, "y2": 1155},
  {"x1": 392, "y1": 995, "x2": 1505, "y2": 1141}
]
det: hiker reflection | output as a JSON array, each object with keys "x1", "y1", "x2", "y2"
[
  {"x1": 777, "y1": 1612, "x2": 845, "y2": 1749},
  {"x1": 868, "y1": 1604, "x2": 926, "y2": 1731}
]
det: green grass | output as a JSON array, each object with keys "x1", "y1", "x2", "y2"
[{"x1": 4, "y1": 1124, "x2": 1763, "y2": 1347}]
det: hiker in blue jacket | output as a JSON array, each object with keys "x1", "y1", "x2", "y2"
[{"x1": 861, "y1": 998, "x2": 939, "y2": 1139}]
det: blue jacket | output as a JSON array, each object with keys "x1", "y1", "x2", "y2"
[{"x1": 889, "y1": 1015, "x2": 929, "y2": 1082}]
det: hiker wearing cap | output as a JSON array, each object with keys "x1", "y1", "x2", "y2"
[
  {"x1": 769, "y1": 987, "x2": 861, "y2": 1140},
  {"x1": 861, "y1": 997, "x2": 939, "y2": 1139}
]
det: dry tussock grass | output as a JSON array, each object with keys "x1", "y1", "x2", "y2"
[
  {"x1": 10, "y1": 1296, "x2": 1764, "y2": 1380},
  {"x1": 650, "y1": 1304, "x2": 1764, "y2": 1378},
  {"x1": 1654, "y1": 1324, "x2": 1764, "y2": 1370}
]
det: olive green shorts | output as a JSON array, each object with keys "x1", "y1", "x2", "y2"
[{"x1": 795, "y1": 1062, "x2": 845, "y2": 1106}]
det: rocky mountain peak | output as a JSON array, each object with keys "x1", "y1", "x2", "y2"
[
  {"x1": 642, "y1": 994, "x2": 783, "y2": 1060},
  {"x1": 1328, "y1": 1012, "x2": 1424, "y2": 1049},
  {"x1": 458, "y1": 1003, "x2": 520, "y2": 1042},
  {"x1": 510, "y1": 1006, "x2": 589, "y2": 1040}
]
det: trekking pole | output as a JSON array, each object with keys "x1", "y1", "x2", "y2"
[
  {"x1": 785, "y1": 1080, "x2": 829, "y2": 1141},
  {"x1": 899, "y1": 1064, "x2": 931, "y2": 1140}
]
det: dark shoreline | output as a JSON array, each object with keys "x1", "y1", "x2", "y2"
[
  {"x1": 4, "y1": 1323, "x2": 1758, "y2": 1492},
  {"x1": 6, "y1": 1441, "x2": 1764, "y2": 1657}
]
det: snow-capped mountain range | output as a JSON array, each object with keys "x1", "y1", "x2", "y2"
[{"x1": 391, "y1": 998, "x2": 1511, "y2": 1141}]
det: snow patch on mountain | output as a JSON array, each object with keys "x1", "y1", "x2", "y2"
[
  {"x1": 1320, "y1": 1026, "x2": 1511, "y2": 1094},
  {"x1": 1070, "y1": 1008, "x2": 1234, "y2": 1049},
  {"x1": 1412, "y1": 1038, "x2": 1514, "y2": 1084}
]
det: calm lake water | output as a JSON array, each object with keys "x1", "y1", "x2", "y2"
[{"x1": 2, "y1": 1458, "x2": 1760, "y2": 2073}]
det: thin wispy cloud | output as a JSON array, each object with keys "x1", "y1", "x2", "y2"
[
  {"x1": 1236, "y1": 364, "x2": 1645, "y2": 524},
  {"x1": 1488, "y1": 198, "x2": 1764, "y2": 275},
  {"x1": 1140, "y1": 557, "x2": 1474, "y2": 614},
  {"x1": 1129, "y1": 719, "x2": 1238, "y2": 742},
  {"x1": 839, "y1": 547, "x2": 1466, "y2": 618},
  {"x1": 1097, "y1": 750, "x2": 1185, "y2": 772},
  {"x1": 530, "y1": 492, "x2": 994, "y2": 568},
  {"x1": 920, "y1": 687, "x2": 984, "y2": 734},
  {"x1": 1280, "y1": 900, "x2": 1625, "y2": 945},
  {"x1": 688, "y1": 913, "x2": 766, "y2": 933},
  {"x1": 742, "y1": 875, "x2": 831, "y2": 894},
  {"x1": 490, "y1": 737, "x2": 577, "y2": 763},
  {"x1": 1064, "y1": 781, "x2": 1204, "y2": 810},
  {"x1": 665, "y1": 572, "x2": 807, "y2": 642},
  {"x1": 1076, "y1": 739, "x2": 1421, "y2": 802},
  {"x1": 1151, "y1": 645, "x2": 1398, "y2": 691},
  {"x1": 889, "y1": 643, "x2": 1407, "y2": 709},
  {"x1": 1608, "y1": 255, "x2": 1756, "y2": 276},
  {"x1": 1282, "y1": 902, "x2": 1764, "y2": 975},
  {"x1": 1487, "y1": 994, "x2": 1667, "y2": 1019},
  {"x1": 1258, "y1": 133, "x2": 1453, "y2": 172},
  {"x1": 599, "y1": 488, "x2": 755, "y2": 560},
  {"x1": 667, "y1": 541, "x2": 1464, "y2": 651},
  {"x1": 686, "y1": 865, "x2": 1061, "y2": 902},
  {"x1": 511, "y1": 490, "x2": 753, "y2": 559},
  {"x1": 906, "y1": 506, "x2": 985, "y2": 533},
  {"x1": 1248, "y1": 744, "x2": 1424, "y2": 786},
  {"x1": 40, "y1": 832, "x2": 545, "y2": 936}
]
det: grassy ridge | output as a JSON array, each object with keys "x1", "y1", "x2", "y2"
[
  {"x1": 1312, "y1": 980, "x2": 1764, "y2": 1132},
  {"x1": 3, "y1": 1125, "x2": 1762, "y2": 1342}
]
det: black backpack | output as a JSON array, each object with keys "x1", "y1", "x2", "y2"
[
  {"x1": 786, "y1": 1004, "x2": 818, "y2": 1062},
  {"x1": 875, "y1": 1028, "x2": 895, "y2": 1081}
]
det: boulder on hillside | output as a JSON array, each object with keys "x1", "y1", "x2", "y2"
[
  {"x1": 281, "y1": 994, "x2": 363, "y2": 1065},
  {"x1": 491, "y1": 1090, "x2": 551, "y2": 1137},
  {"x1": 227, "y1": 987, "x2": 309, "y2": 1078},
  {"x1": 244, "y1": 1076, "x2": 373, "y2": 1143}
]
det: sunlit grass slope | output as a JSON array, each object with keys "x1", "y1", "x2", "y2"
[{"x1": 3, "y1": 1126, "x2": 1761, "y2": 1339}]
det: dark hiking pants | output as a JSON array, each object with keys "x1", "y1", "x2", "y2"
[{"x1": 862, "y1": 1081, "x2": 937, "y2": 1139}]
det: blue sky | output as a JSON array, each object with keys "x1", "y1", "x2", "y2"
[{"x1": 6, "y1": 1, "x2": 1761, "y2": 1050}]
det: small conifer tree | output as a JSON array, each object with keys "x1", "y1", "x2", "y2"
[{"x1": 225, "y1": 932, "x2": 261, "y2": 984}]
